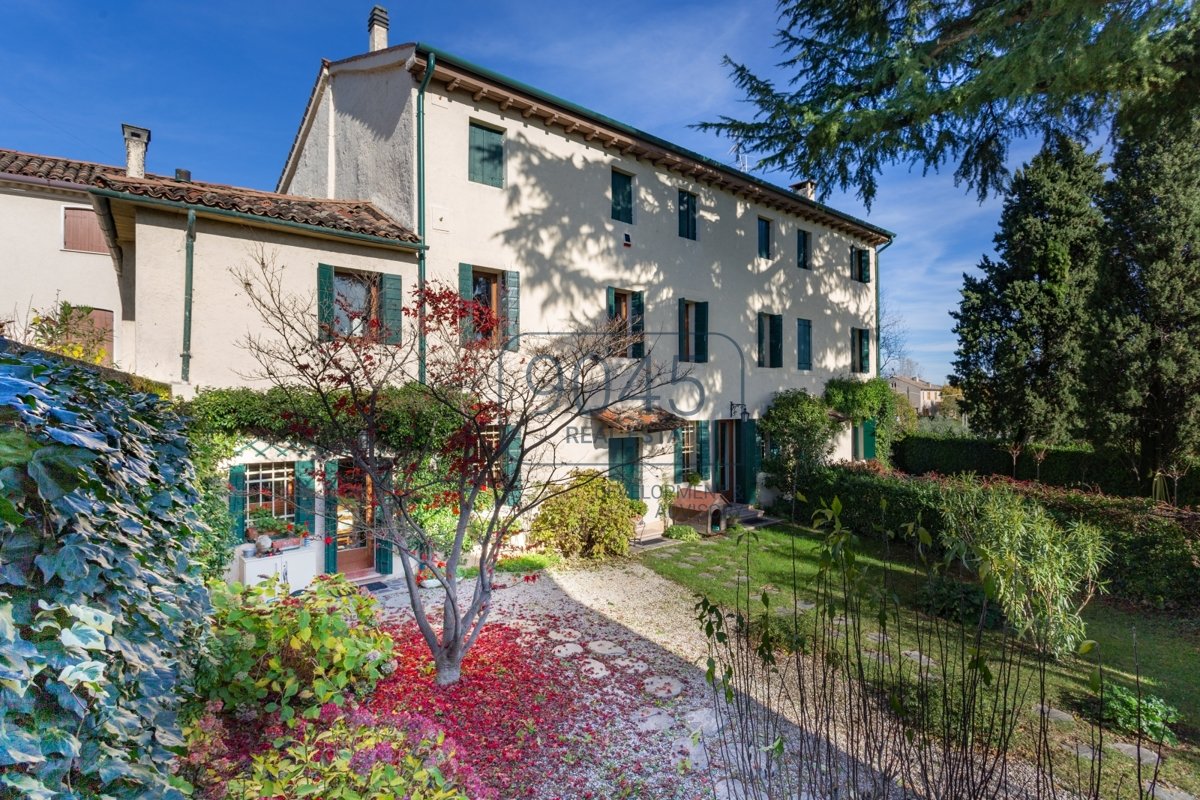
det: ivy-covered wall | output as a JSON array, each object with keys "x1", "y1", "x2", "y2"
[{"x1": 0, "y1": 349, "x2": 209, "y2": 799}]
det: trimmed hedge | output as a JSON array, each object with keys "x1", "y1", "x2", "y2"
[
  {"x1": 893, "y1": 434, "x2": 1200, "y2": 505},
  {"x1": 794, "y1": 466, "x2": 1200, "y2": 612}
]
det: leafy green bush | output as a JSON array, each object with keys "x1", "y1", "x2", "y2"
[
  {"x1": 917, "y1": 575, "x2": 1005, "y2": 629},
  {"x1": 198, "y1": 574, "x2": 394, "y2": 724},
  {"x1": 495, "y1": 552, "x2": 558, "y2": 572},
  {"x1": 217, "y1": 713, "x2": 474, "y2": 799},
  {"x1": 0, "y1": 349, "x2": 209, "y2": 799},
  {"x1": 663, "y1": 523, "x2": 701, "y2": 542},
  {"x1": 628, "y1": 498, "x2": 648, "y2": 518},
  {"x1": 760, "y1": 389, "x2": 843, "y2": 509},
  {"x1": 1099, "y1": 685, "x2": 1182, "y2": 745},
  {"x1": 938, "y1": 478, "x2": 1107, "y2": 657},
  {"x1": 528, "y1": 470, "x2": 636, "y2": 558}
]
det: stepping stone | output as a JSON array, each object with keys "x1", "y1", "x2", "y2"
[
  {"x1": 685, "y1": 708, "x2": 720, "y2": 736},
  {"x1": 1061, "y1": 741, "x2": 1096, "y2": 761},
  {"x1": 795, "y1": 600, "x2": 816, "y2": 612},
  {"x1": 671, "y1": 734, "x2": 709, "y2": 771},
  {"x1": 580, "y1": 658, "x2": 610, "y2": 679},
  {"x1": 866, "y1": 631, "x2": 889, "y2": 644},
  {"x1": 548, "y1": 628, "x2": 581, "y2": 642},
  {"x1": 1033, "y1": 704, "x2": 1074, "y2": 725},
  {"x1": 1108, "y1": 742, "x2": 1162, "y2": 766},
  {"x1": 614, "y1": 656, "x2": 650, "y2": 673},
  {"x1": 1145, "y1": 783, "x2": 1197, "y2": 800},
  {"x1": 862, "y1": 649, "x2": 892, "y2": 665},
  {"x1": 713, "y1": 778, "x2": 747, "y2": 800},
  {"x1": 902, "y1": 650, "x2": 938, "y2": 669},
  {"x1": 634, "y1": 707, "x2": 675, "y2": 732},
  {"x1": 586, "y1": 639, "x2": 627, "y2": 657},
  {"x1": 644, "y1": 675, "x2": 684, "y2": 699},
  {"x1": 552, "y1": 642, "x2": 583, "y2": 658}
]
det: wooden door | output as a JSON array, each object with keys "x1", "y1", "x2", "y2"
[{"x1": 334, "y1": 461, "x2": 375, "y2": 574}]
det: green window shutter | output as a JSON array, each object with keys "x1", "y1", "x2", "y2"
[
  {"x1": 673, "y1": 427, "x2": 684, "y2": 483},
  {"x1": 317, "y1": 263, "x2": 334, "y2": 342},
  {"x1": 380, "y1": 273, "x2": 402, "y2": 345},
  {"x1": 375, "y1": 540, "x2": 393, "y2": 575},
  {"x1": 694, "y1": 301, "x2": 709, "y2": 363},
  {"x1": 851, "y1": 423, "x2": 861, "y2": 460},
  {"x1": 294, "y1": 460, "x2": 316, "y2": 537},
  {"x1": 631, "y1": 290, "x2": 645, "y2": 359},
  {"x1": 469, "y1": 123, "x2": 503, "y2": 187},
  {"x1": 677, "y1": 297, "x2": 688, "y2": 361},
  {"x1": 769, "y1": 314, "x2": 783, "y2": 368},
  {"x1": 863, "y1": 418, "x2": 877, "y2": 460},
  {"x1": 860, "y1": 249, "x2": 872, "y2": 283},
  {"x1": 797, "y1": 318, "x2": 812, "y2": 370},
  {"x1": 861, "y1": 328, "x2": 871, "y2": 373},
  {"x1": 797, "y1": 230, "x2": 810, "y2": 270},
  {"x1": 757, "y1": 218, "x2": 770, "y2": 258},
  {"x1": 458, "y1": 263, "x2": 475, "y2": 343},
  {"x1": 606, "y1": 286, "x2": 617, "y2": 320},
  {"x1": 503, "y1": 425, "x2": 522, "y2": 506},
  {"x1": 757, "y1": 313, "x2": 767, "y2": 367},
  {"x1": 323, "y1": 461, "x2": 339, "y2": 573},
  {"x1": 611, "y1": 170, "x2": 633, "y2": 224},
  {"x1": 504, "y1": 271, "x2": 520, "y2": 352},
  {"x1": 678, "y1": 190, "x2": 696, "y2": 240},
  {"x1": 228, "y1": 464, "x2": 247, "y2": 543},
  {"x1": 738, "y1": 418, "x2": 760, "y2": 505},
  {"x1": 698, "y1": 421, "x2": 711, "y2": 483}
]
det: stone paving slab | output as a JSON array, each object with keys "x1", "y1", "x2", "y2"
[
  {"x1": 586, "y1": 639, "x2": 627, "y2": 657},
  {"x1": 1108, "y1": 741, "x2": 1162, "y2": 766},
  {"x1": 644, "y1": 675, "x2": 684, "y2": 699}
]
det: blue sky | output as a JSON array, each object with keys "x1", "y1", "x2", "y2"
[{"x1": 0, "y1": 0, "x2": 1035, "y2": 382}]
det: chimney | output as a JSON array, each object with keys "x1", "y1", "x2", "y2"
[
  {"x1": 121, "y1": 123, "x2": 151, "y2": 179},
  {"x1": 791, "y1": 179, "x2": 816, "y2": 200},
  {"x1": 175, "y1": 168, "x2": 192, "y2": 182},
  {"x1": 368, "y1": 5, "x2": 389, "y2": 52}
]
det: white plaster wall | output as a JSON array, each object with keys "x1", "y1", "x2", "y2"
[
  {"x1": 130, "y1": 207, "x2": 417, "y2": 388},
  {"x1": 0, "y1": 185, "x2": 124, "y2": 361},
  {"x1": 284, "y1": 88, "x2": 331, "y2": 200}
]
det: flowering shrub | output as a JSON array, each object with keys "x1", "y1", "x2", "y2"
[{"x1": 197, "y1": 574, "x2": 394, "y2": 723}]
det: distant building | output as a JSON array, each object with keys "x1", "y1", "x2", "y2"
[{"x1": 889, "y1": 375, "x2": 942, "y2": 415}]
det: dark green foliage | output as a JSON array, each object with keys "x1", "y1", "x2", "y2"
[
  {"x1": 759, "y1": 389, "x2": 842, "y2": 510},
  {"x1": 952, "y1": 135, "x2": 1104, "y2": 446},
  {"x1": 187, "y1": 428, "x2": 239, "y2": 584},
  {"x1": 663, "y1": 523, "x2": 701, "y2": 542},
  {"x1": 699, "y1": 0, "x2": 1196, "y2": 206},
  {"x1": 1091, "y1": 112, "x2": 1200, "y2": 482},
  {"x1": 918, "y1": 576, "x2": 1005, "y2": 630},
  {"x1": 1099, "y1": 685, "x2": 1183, "y2": 746},
  {"x1": 823, "y1": 377, "x2": 906, "y2": 466},
  {"x1": 527, "y1": 470, "x2": 636, "y2": 559},
  {"x1": 0, "y1": 350, "x2": 208, "y2": 799}
]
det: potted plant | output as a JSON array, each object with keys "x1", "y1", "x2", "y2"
[{"x1": 247, "y1": 509, "x2": 307, "y2": 551}]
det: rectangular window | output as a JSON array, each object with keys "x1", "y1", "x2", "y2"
[
  {"x1": 459, "y1": 264, "x2": 519, "y2": 350},
  {"x1": 678, "y1": 190, "x2": 697, "y2": 240},
  {"x1": 796, "y1": 318, "x2": 812, "y2": 370},
  {"x1": 606, "y1": 287, "x2": 644, "y2": 358},
  {"x1": 797, "y1": 229, "x2": 812, "y2": 270},
  {"x1": 678, "y1": 298, "x2": 709, "y2": 363},
  {"x1": 471, "y1": 268, "x2": 503, "y2": 345},
  {"x1": 468, "y1": 122, "x2": 504, "y2": 187},
  {"x1": 333, "y1": 269, "x2": 381, "y2": 337},
  {"x1": 757, "y1": 217, "x2": 772, "y2": 259},
  {"x1": 245, "y1": 461, "x2": 296, "y2": 523},
  {"x1": 63, "y1": 207, "x2": 106, "y2": 253},
  {"x1": 680, "y1": 421, "x2": 698, "y2": 475},
  {"x1": 611, "y1": 169, "x2": 634, "y2": 224},
  {"x1": 852, "y1": 327, "x2": 871, "y2": 373},
  {"x1": 757, "y1": 313, "x2": 783, "y2": 368},
  {"x1": 852, "y1": 247, "x2": 872, "y2": 282},
  {"x1": 318, "y1": 265, "x2": 401, "y2": 344}
]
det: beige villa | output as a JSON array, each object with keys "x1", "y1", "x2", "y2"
[{"x1": 0, "y1": 6, "x2": 894, "y2": 585}]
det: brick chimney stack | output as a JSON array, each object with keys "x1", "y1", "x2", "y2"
[{"x1": 368, "y1": 6, "x2": 389, "y2": 52}]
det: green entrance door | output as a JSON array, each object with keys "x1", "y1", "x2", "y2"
[{"x1": 608, "y1": 436, "x2": 641, "y2": 500}]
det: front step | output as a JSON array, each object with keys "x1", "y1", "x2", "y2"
[{"x1": 342, "y1": 569, "x2": 384, "y2": 585}]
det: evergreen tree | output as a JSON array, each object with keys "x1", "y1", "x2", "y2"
[
  {"x1": 1091, "y1": 113, "x2": 1200, "y2": 483},
  {"x1": 951, "y1": 134, "x2": 1104, "y2": 446}
]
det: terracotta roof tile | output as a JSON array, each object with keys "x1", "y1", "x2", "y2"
[
  {"x1": 0, "y1": 147, "x2": 418, "y2": 245},
  {"x1": 593, "y1": 405, "x2": 687, "y2": 433},
  {"x1": 0, "y1": 149, "x2": 124, "y2": 185},
  {"x1": 93, "y1": 173, "x2": 420, "y2": 244}
]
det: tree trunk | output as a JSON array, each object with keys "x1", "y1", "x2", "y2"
[{"x1": 434, "y1": 650, "x2": 463, "y2": 686}]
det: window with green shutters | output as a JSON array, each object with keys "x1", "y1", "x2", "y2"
[
  {"x1": 852, "y1": 327, "x2": 871, "y2": 373},
  {"x1": 757, "y1": 313, "x2": 783, "y2": 368},
  {"x1": 677, "y1": 298, "x2": 709, "y2": 363},
  {"x1": 468, "y1": 122, "x2": 504, "y2": 187},
  {"x1": 606, "y1": 287, "x2": 645, "y2": 358},
  {"x1": 796, "y1": 318, "x2": 813, "y2": 370},
  {"x1": 757, "y1": 217, "x2": 772, "y2": 259},
  {"x1": 797, "y1": 229, "x2": 812, "y2": 270},
  {"x1": 316, "y1": 264, "x2": 402, "y2": 344},
  {"x1": 458, "y1": 263, "x2": 520, "y2": 351},
  {"x1": 678, "y1": 190, "x2": 697, "y2": 240},
  {"x1": 851, "y1": 246, "x2": 871, "y2": 282},
  {"x1": 611, "y1": 169, "x2": 634, "y2": 224}
]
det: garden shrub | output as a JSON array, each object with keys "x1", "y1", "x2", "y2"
[
  {"x1": 495, "y1": 552, "x2": 558, "y2": 572},
  {"x1": 528, "y1": 470, "x2": 636, "y2": 558},
  {"x1": 0, "y1": 349, "x2": 209, "y2": 799},
  {"x1": 1098, "y1": 685, "x2": 1182, "y2": 746},
  {"x1": 760, "y1": 389, "x2": 843, "y2": 512},
  {"x1": 917, "y1": 575, "x2": 1005, "y2": 629},
  {"x1": 664, "y1": 523, "x2": 701, "y2": 542},
  {"x1": 197, "y1": 574, "x2": 394, "y2": 724}
]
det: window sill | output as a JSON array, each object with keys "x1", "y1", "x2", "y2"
[{"x1": 61, "y1": 247, "x2": 107, "y2": 255}]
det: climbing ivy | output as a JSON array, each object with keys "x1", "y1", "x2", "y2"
[
  {"x1": 0, "y1": 350, "x2": 208, "y2": 799},
  {"x1": 824, "y1": 376, "x2": 910, "y2": 467}
]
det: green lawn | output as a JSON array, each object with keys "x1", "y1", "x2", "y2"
[{"x1": 640, "y1": 524, "x2": 1200, "y2": 796}]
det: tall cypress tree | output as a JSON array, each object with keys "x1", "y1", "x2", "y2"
[
  {"x1": 1092, "y1": 113, "x2": 1200, "y2": 483},
  {"x1": 951, "y1": 134, "x2": 1104, "y2": 445}
]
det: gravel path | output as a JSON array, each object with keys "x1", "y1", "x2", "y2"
[{"x1": 371, "y1": 558, "x2": 736, "y2": 799}]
